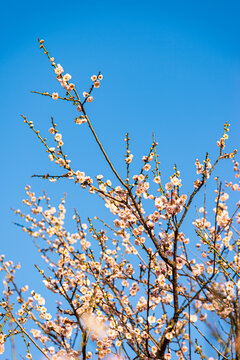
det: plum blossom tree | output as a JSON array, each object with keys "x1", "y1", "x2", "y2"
[{"x1": 0, "y1": 39, "x2": 240, "y2": 360}]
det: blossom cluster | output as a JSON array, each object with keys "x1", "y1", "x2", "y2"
[{"x1": 0, "y1": 39, "x2": 239, "y2": 360}]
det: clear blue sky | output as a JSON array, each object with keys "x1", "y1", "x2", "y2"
[{"x1": 1, "y1": 0, "x2": 240, "y2": 358}]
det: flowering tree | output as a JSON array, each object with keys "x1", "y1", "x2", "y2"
[{"x1": 0, "y1": 39, "x2": 240, "y2": 360}]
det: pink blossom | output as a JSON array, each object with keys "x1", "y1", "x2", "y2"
[
  {"x1": 52, "y1": 92, "x2": 59, "y2": 100},
  {"x1": 63, "y1": 73, "x2": 72, "y2": 82},
  {"x1": 54, "y1": 64, "x2": 64, "y2": 75},
  {"x1": 86, "y1": 96, "x2": 93, "y2": 103}
]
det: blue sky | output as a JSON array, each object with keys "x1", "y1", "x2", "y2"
[{"x1": 1, "y1": 0, "x2": 240, "y2": 358}]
